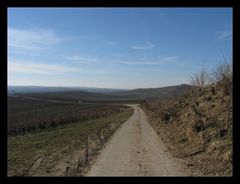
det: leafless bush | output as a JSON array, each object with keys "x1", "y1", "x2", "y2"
[
  {"x1": 212, "y1": 60, "x2": 232, "y2": 139},
  {"x1": 190, "y1": 66, "x2": 210, "y2": 96},
  {"x1": 187, "y1": 66, "x2": 211, "y2": 142},
  {"x1": 213, "y1": 61, "x2": 232, "y2": 95}
]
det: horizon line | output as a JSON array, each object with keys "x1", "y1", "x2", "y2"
[{"x1": 7, "y1": 83, "x2": 190, "y2": 90}]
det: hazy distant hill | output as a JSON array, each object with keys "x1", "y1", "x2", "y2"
[
  {"x1": 108, "y1": 84, "x2": 192, "y2": 100},
  {"x1": 8, "y1": 84, "x2": 192, "y2": 103},
  {"x1": 8, "y1": 86, "x2": 127, "y2": 95}
]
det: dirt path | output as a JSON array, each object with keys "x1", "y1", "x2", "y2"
[{"x1": 86, "y1": 104, "x2": 190, "y2": 176}]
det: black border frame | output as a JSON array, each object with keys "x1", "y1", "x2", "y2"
[
  {"x1": 4, "y1": 0, "x2": 237, "y2": 7},
  {"x1": 0, "y1": 0, "x2": 239, "y2": 182}
]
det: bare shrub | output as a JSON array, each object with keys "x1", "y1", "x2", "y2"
[
  {"x1": 188, "y1": 65, "x2": 211, "y2": 143},
  {"x1": 190, "y1": 65, "x2": 210, "y2": 96},
  {"x1": 213, "y1": 61, "x2": 232, "y2": 95},
  {"x1": 212, "y1": 60, "x2": 232, "y2": 139}
]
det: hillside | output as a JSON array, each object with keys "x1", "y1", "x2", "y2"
[
  {"x1": 8, "y1": 86, "x2": 126, "y2": 94},
  {"x1": 109, "y1": 84, "x2": 192, "y2": 99},
  {"x1": 9, "y1": 84, "x2": 192, "y2": 103},
  {"x1": 141, "y1": 81, "x2": 232, "y2": 176}
]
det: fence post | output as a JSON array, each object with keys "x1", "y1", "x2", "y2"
[
  {"x1": 97, "y1": 129, "x2": 102, "y2": 145},
  {"x1": 85, "y1": 135, "x2": 88, "y2": 165}
]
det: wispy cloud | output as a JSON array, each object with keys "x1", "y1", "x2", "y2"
[
  {"x1": 118, "y1": 61, "x2": 161, "y2": 65},
  {"x1": 216, "y1": 30, "x2": 232, "y2": 40},
  {"x1": 65, "y1": 56, "x2": 98, "y2": 64},
  {"x1": 8, "y1": 59, "x2": 81, "y2": 75},
  {"x1": 8, "y1": 28, "x2": 63, "y2": 51},
  {"x1": 117, "y1": 56, "x2": 179, "y2": 66},
  {"x1": 131, "y1": 41, "x2": 155, "y2": 50}
]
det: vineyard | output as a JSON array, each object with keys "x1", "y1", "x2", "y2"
[
  {"x1": 8, "y1": 96, "x2": 128, "y2": 135},
  {"x1": 14, "y1": 90, "x2": 142, "y2": 103}
]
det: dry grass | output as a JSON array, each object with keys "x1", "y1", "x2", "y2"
[{"x1": 141, "y1": 61, "x2": 233, "y2": 176}]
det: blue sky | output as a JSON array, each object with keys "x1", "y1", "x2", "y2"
[{"x1": 8, "y1": 8, "x2": 232, "y2": 89}]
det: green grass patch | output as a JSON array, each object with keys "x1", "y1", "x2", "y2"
[{"x1": 8, "y1": 108, "x2": 133, "y2": 176}]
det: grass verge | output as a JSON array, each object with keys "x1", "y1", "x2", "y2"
[{"x1": 8, "y1": 106, "x2": 133, "y2": 176}]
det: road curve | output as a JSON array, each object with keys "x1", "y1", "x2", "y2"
[{"x1": 86, "y1": 104, "x2": 188, "y2": 176}]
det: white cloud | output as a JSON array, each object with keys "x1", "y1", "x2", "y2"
[
  {"x1": 216, "y1": 30, "x2": 232, "y2": 40},
  {"x1": 8, "y1": 59, "x2": 81, "y2": 75},
  {"x1": 65, "y1": 56, "x2": 98, "y2": 64},
  {"x1": 131, "y1": 41, "x2": 155, "y2": 50},
  {"x1": 8, "y1": 28, "x2": 63, "y2": 51}
]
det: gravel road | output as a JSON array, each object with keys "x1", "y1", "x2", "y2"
[{"x1": 87, "y1": 104, "x2": 189, "y2": 176}]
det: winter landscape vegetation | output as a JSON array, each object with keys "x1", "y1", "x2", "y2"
[{"x1": 8, "y1": 8, "x2": 232, "y2": 176}]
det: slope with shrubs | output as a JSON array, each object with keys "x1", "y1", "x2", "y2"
[{"x1": 141, "y1": 62, "x2": 232, "y2": 176}]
